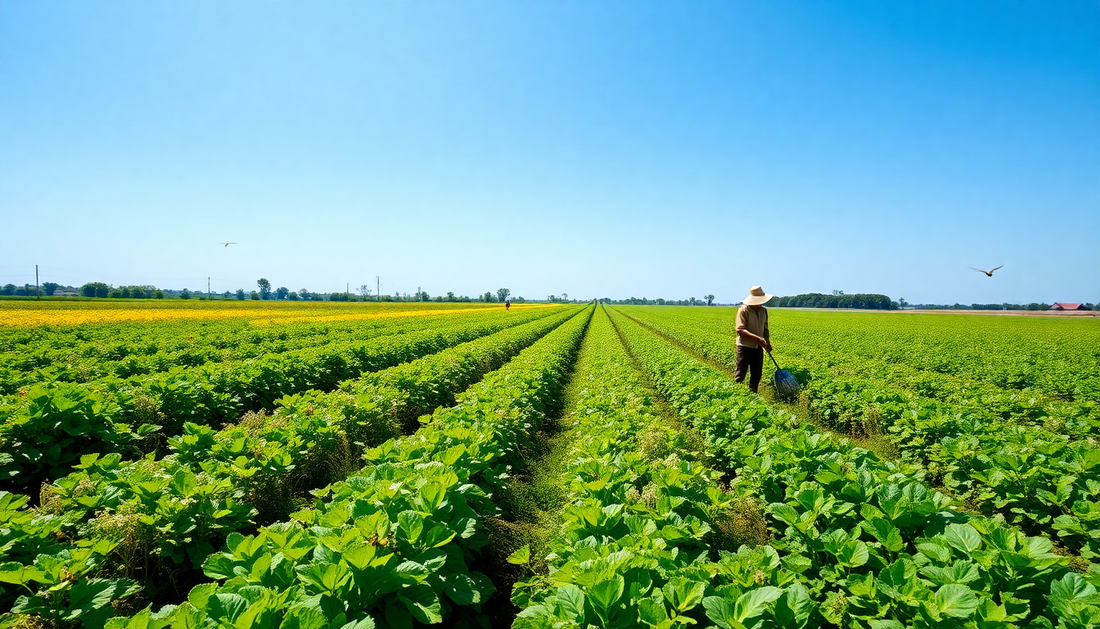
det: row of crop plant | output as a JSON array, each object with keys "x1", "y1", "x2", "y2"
[
  {"x1": 606, "y1": 306, "x2": 1096, "y2": 628},
  {"x1": 653, "y1": 307, "x2": 1097, "y2": 438},
  {"x1": 87, "y1": 306, "x2": 589, "y2": 629},
  {"x1": 617, "y1": 306, "x2": 1100, "y2": 562},
  {"x1": 617, "y1": 306, "x2": 1098, "y2": 427},
  {"x1": 0, "y1": 308, "x2": 505, "y2": 390},
  {"x1": 511, "y1": 307, "x2": 815, "y2": 628},
  {"x1": 0, "y1": 307, "x2": 560, "y2": 492},
  {"x1": 767, "y1": 310, "x2": 1100, "y2": 403},
  {"x1": 0, "y1": 306, "x2": 583, "y2": 625}
]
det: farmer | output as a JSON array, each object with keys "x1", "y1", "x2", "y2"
[
  {"x1": 505, "y1": 298, "x2": 511, "y2": 310},
  {"x1": 734, "y1": 285, "x2": 772, "y2": 393}
]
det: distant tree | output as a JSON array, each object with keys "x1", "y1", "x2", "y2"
[
  {"x1": 299, "y1": 288, "x2": 313, "y2": 301},
  {"x1": 497, "y1": 288, "x2": 511, "y2": 303},
  {"x1": 706, "y1": 294, "x2": 715, "y2": 306},
  {"x1": 179, "y1": 289, "x2": 192, "y2": 299},
  {"x1": 154, "y1": 289, "x2": 165, "y2": 299},
  {"x1": 446, "y1": 292, "x2": 455, "y2": 302},
  {"x1": 41, "y1": 282, "x2": 60, "y2": 296},
  {"x1": 80, "y1": 282, "x2": 107, "y2": 298},
  {"x1": 771, "y1": 293, "x2": 892, "y2": 310},
  {"x1": 235, "y1": 288, "x2": 246, "y2": 300},
  {"x1": 898, "y1": 297, "x2": 908, "y2": 308},
  {"x1": 514, "y1": 296, "x2": 525, "y2": 303},
  {"x1": 257, "y1": 278, "x2": 272, "y2": 300},
  {"x1": 418, "y1": 291, "x2": 430, "y2": 302},
  {"x1": 561, "y1": 292, "x2": 568, "y2": 302},
  {"x1": 0, "y1": 284, "x2": 14, "y2": 296},
  {"x1": 250, "y1": 291, "x2": 260, "y2": 300},
  {"x1": 275, "y1": 286, "x2": 289, "y2": 300},
  {"x1": 547, "y1": 295, "x2": 558, "y2": 302},
  {"x1": 358, "y1": 285, "x2": 371, "y2": 298},
  {"x1": 287, "y1": 291, "x2": 299, "y2": 301},
  {"x1": 481, "y1": 291, "x2": 495, "y2": 302}
]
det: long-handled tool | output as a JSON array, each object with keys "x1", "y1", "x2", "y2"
[{"x1": 767, "y1": 349, "x2": 800, "y2": 398}]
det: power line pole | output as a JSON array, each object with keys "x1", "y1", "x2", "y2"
[
  {"x1": 376, "y1": 276, "x2": 380, "y2": 302},
  {"x1": 35, "y1": 265, "x2": 39, "y2": 299},
  {"x1": 208, "y1": 277, "x2": 211, "y2": 298}
]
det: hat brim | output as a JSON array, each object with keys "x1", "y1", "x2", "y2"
[{"x1": 742, "y1": 293, "x2": 773, "y2": 306}]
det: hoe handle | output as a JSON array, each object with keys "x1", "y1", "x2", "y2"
[{"x1": 766, "y1": 349, "x2": 782, "y2": 371}]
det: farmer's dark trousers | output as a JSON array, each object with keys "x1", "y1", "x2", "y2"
[{"x1": 734, "y1": 346, "x2": 764, "y2": 393}]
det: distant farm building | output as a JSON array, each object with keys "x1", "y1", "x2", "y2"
[{"x1": 1050, "y1": 302, "x2": 1087, "y2": 311}]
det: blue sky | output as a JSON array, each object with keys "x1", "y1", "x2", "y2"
[{"x1": 2, "y1": 1, "x2": 1097, "y2": 304}]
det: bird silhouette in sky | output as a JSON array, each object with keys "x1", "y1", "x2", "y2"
[
  {"x1": 220, "y1": 242, "x2": 237, "y2": 248},
  {"x1": 970, "y1": 265, "x2": 1004, "y2": 277}
]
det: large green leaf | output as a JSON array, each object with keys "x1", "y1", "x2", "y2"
[
  {"x1": 703, "y1": 596, "x2": 738, "y2": 629},
  {"x1": 735, "y1": 587, "x2": 783, "y2": 623},
  {"x1": 773, "y1": 583, "x2": 814, "y2": 629},
  {"x1": 280, "y1": 606, "x2": 328, "y2": 629},
  {"x1": 207, "y1": 593, "x2": 249, "y2": 624},
  {"x1": 934, "y1": 584, "x2": 980, "y2": 618},
  {"x1": 942, "y1": 524, "x2": 982, "y2": 555},
  {"x1": 588, "y1": 575, "x2": 625, "y2": 625},
  {"x1": 663, "y1": 577, "x2": 706, "y2": 613},
  {"x1": 442, "y1": 572, "x2": 482, "y2": 605},
  {"x1": 556, "y1": 584, "x2": 586, "y2": 624},
  {"x1": 400, "y1": 584, "x2": 443, "y2": 625},
  {"x1": 397, "y1": 511, "x2": 424, "y2": 543},
  {"x1": 861, "y1": 518, "x2": 904, "y2": 553}
]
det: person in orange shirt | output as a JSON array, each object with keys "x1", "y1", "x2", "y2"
[{"x1": 734, "y1": 285, "x2": 772, "y2": 393}]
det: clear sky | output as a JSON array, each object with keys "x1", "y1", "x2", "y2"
[{"x1": 2, "y1": 1, "x2": 1097, "y2": 304}]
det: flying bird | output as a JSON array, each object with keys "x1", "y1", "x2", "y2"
[
  {"x1": 970, "y1": 265, "x2": 1003, "y2": 277},
  {"x1": 220, "y1": 242, "x2": 237, "y2": 248}
]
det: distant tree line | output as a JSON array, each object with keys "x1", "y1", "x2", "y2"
[
  {"x1": 770, "y1": 293, "x2": 895, "y2": 310},
  {"x1": 0, "y1": 284, "x2": 44, "y2": 297},
  {"x1": 912, "y1": 302, "x2": 1099, "y2": 311},
  {"x1": 607, "y1": 295, "x2": 717, "y2": 306},
  {"x1": 78, "y1": 283, "x2": 166, "y2": 299}
]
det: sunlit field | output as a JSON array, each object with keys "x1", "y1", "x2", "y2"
[
  {"x1": 0, "y1": 299, "x2": 550, "y2": 327},
  {"x1": 1, "y1": 303, "x2": 1098, "y2": 627}
]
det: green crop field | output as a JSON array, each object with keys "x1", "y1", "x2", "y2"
[{"x1": 1, "y1": 301, "x2": 1098, "y2": 628}]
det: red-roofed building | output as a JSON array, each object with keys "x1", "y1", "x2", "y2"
[{"x1": 1050, "y1": 303, "x2": 1087, "y2": 310}]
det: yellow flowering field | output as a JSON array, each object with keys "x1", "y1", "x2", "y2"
[{"x1": 0, "y1": 299, "x2": 547, "y2": 327}]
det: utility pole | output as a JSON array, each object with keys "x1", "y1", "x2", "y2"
[
  {"x1": 346, "y1": 282, "x2": 349, "y2": 300},
  {"x1": 208, "y1": 277, "x2": 211, "y2": 298},
  {"x1": 35, "y1": 265, "x2": 39, "y2": 299},
  {"x1": 376, "y1": 276, "x2": 380, "y2": 302},
  {"x1": 417, "y1": 286, "x2": 420, "y2": 302}
]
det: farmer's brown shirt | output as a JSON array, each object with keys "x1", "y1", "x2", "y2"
[{"x1": 735, "y1": 306, "x2": 769, "y2": 349}]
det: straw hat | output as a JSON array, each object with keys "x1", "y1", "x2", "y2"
[{"x1": 742, "y1": 285, "x2": 773, "y2": 306}]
